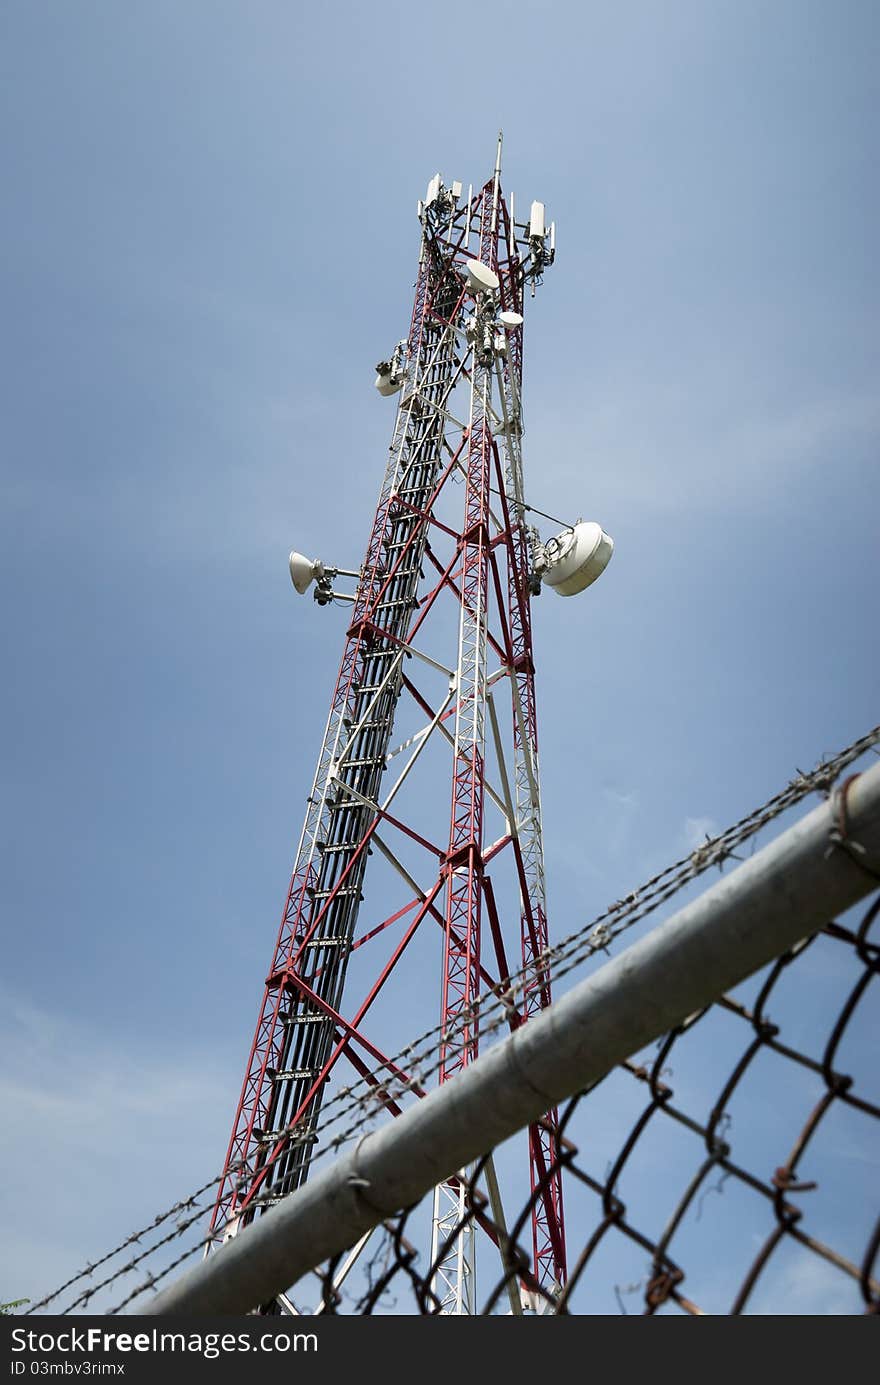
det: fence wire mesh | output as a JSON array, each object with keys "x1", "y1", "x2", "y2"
[
  {"x1": 20, "y1": 728, "x2": 880, "y2": 1317},
  {"x1": 289, "y1": 891, "x2": 879, "y2": 1316}
]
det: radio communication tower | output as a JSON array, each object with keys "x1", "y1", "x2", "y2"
[{"x1": 210, "y1": 135, "x2": 613, "y2": 1314}]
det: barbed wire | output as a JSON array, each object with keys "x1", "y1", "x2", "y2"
[
  {"x1": 24, "y1": 724, "x2": 879, "y2": 1315},
  {"x1": 244, "y1": 722, "x2": 880, "y2": 1187}
]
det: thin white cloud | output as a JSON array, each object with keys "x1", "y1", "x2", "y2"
[{"x1": 530, "y1": 385, "x2": 880, "y2": 518}]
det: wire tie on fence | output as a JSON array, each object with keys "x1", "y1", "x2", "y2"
[
  {"x1": 833, "y1": 775, "x2": 859, "y2": 838},
  {"x1": 344, "y1": 1136, "x2": 390, "y2": 1217},
  {"x1": 773, "y1": 1168, "x2": 817, "y2": 1194},
  {"x1": 645, "y1": 1266, "x2": 682, "y2": 1308},
  {"x1": 827, "y1": 773, "x2": 880, "y2": 879}
]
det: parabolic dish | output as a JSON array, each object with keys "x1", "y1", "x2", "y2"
[
  {"x1": 542, "y1": 522, "x2": 614, "y2": 597},
  {"x1": 465, "y1": 260, "x2": 500, "y2": 295}
]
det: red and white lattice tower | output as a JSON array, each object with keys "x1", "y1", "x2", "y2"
[{"x1": 210, "y1": 137, "x2": 609, "y2": 1314}]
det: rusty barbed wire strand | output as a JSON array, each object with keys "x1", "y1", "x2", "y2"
[
  {"x1": 62, "y1": 1205, "x2": 208, "y2": 1316},
  {"x1": 24, "y1": 726, "x2": 879, "y2": 1315}
]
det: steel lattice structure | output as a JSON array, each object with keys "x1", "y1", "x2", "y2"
[{"x1": 210, "y1": 138, "x2": 568, "y2": 1312}]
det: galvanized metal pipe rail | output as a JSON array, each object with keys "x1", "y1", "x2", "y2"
[{"x1": 146, "y1": 761, "x2": 880, "y2": 1314}]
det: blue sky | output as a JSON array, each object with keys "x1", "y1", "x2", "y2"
[{"x1": 1, "y1": 1, "x2": 877, "y2": 1312}]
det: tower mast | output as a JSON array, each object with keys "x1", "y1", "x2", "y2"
[{"x1": 211, "y1": 139, "x2": 571, "y2": 1312}]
